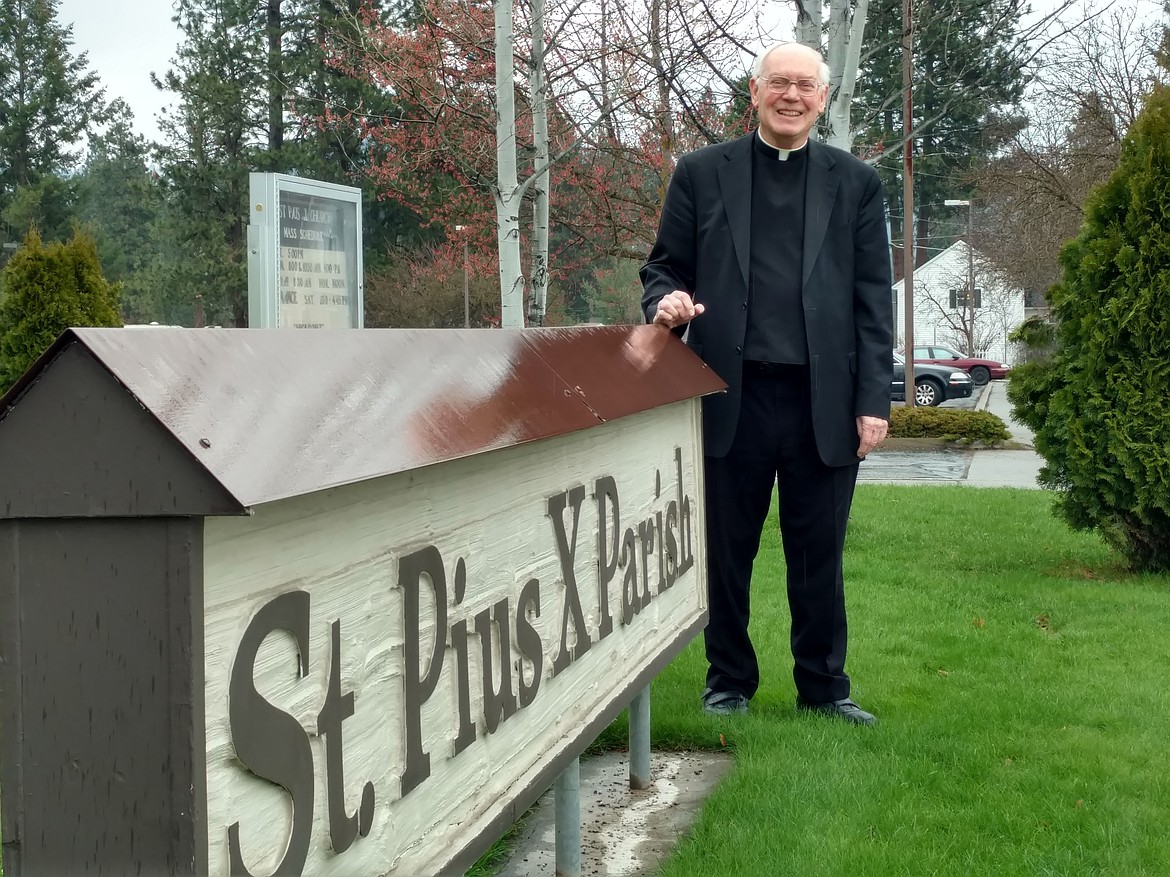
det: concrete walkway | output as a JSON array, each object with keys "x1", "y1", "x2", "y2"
[
  {"x1": 860, "y1": 381, "x2": 1045, "y2": 489},
  {"x1": 963, "y1": 380, "x2": 1044, "y2": 489}
]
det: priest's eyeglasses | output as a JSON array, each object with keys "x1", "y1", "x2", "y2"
[{"x1": 761, "y1": 77, "x2": 821, "y2": 95}]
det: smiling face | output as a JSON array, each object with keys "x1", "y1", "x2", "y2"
[{"x1": 749, "y1": 44, "x2": 828, "y2": 150}]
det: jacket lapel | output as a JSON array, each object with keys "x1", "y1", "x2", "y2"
[
  {"x1": 802, "y1": 141, "x2": 839, "y2": 288},
  {"x1": 716, "y1": 134, "x2": 754, "y2": 290}
]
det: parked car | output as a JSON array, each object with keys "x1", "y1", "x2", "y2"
[
  {"x1": 892, "y1": 352, "x2": 973, "y2": 407},
  {"x1": 911, "y1": 345, "x2": 1011, "y2": 386}
]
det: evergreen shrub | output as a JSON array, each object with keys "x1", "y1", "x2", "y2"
[
  {"x1": 1008, "y1": 85, "x2": 1170, "y2": 572},
  {"x1": 889, "y1": 407, "x2": 1011, "y2": 444},
  {"x1": 1008, "y1": 315, "x2": 1057, "y2": 363},
  {"x1": 0, "y1": 229, "x2": 121, "y2": 394}
]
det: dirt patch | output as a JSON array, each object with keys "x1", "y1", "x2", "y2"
[{"x1": 493, "y1": 750, "x2": 734, "y2": 876}]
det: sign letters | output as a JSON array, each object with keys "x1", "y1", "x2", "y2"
[{"x1": 222, "y1": 449, "x2": 697, "y2": 875}]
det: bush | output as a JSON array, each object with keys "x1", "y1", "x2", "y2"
[
  {"x1": 1010, "y1": 85, "x2": 1170, "y2": 572},
  {"x1": 0, "y1": 229, "x2": 122, "y2": 393},
  {"x1": 889, "y1": 407, "x2": 1011, "y2": 444},
  {"x1": 1008, "y1": 315, "x2": 1057, "y2": 363}
]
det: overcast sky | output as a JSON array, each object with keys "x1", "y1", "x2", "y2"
[
  {"x1": 56, "y1": 0, "x2": 1164, "y2": 148},
  {"x1": 57, "y1": 0, "x2": 182, "y2": 143}
]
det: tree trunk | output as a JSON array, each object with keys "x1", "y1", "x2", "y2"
[
  {"x1": 600, "y1": 0, "x2": 615, "y2": 141},
  {"x1": 267, "y1": 0, "x2": 283, "y2": 154},
  {"x1": 827, "y1": 0, "x2": 848, "y2": 93},
  {"x1": 826, "y1": 0, "x2": 869, "y2": 150},
  {"x1": 12, "y1": 0, "x2": 30, "y2": 187},
  {"x1": 649, "y1": 0, "x2": 673, "y2": 205},
  {"x1": 494, "y1": 0, "x2": 526, "y2": 328},
  {"x1": 528, "y1": 0, "x2": 550, "y2": 326},
  {"x1": 915, "y1": 212, "x2": 929, "y2": 269},
  {"x1": 797, "y1": 0, "x2": 822, "y2": 51}
]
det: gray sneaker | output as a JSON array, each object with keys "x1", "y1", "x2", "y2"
[
  {"x1": 701, "y1": 687, "x2": 749, "y2": 715},
  {"x1": 795, "y1": 696, "x2": 877, "y2": 726}
]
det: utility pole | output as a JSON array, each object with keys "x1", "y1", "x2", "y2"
[
  {"x1": 966, "y1": 202, "x2": 975, "y2": 353},
  {"x1": 902, "y1": 0, "x2": 915, "y2": 405}
]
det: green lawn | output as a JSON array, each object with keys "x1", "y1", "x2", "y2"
[{"x1": 590, "y1": 486, "x2": 1170, "y2": 877}]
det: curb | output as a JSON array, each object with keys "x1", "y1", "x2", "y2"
[
  {"x1": 977, "y1": 382, "x2": 994, "y2": 412},
  {"x1": 878, "y1": 437, "x2": 1026, "y2": 452}
]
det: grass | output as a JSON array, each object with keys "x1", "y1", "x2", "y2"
[{"x1": 584, "y1": 486, "x2": 1170, "y2": 877}]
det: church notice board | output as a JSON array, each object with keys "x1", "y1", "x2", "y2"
[{"x1": 247, "y1": 173, "x2": 363, "y2": 329}]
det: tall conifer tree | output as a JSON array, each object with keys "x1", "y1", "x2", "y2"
[
  {"x1": 77, "y1": 101, "x2": 166, "y2": 323},
  {"x1": 854, "y1": 0, "x2": 1027, "y2": 265},
  {"x1": 1009, "y1": 85, "x2": 1170, "y2": 571},
  {"x1": 0, "y1": 0, "x2": 105, "y2": 241}
]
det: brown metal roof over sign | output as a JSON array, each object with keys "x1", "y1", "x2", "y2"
[{"x1": 0, "y1": 327, "x2": 724, "y2": 515}]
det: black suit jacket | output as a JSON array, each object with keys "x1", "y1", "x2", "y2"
[{"x1": 641, "y1": 132, "x2": 893, "y2": 466}]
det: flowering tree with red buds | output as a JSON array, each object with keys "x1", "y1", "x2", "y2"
[{"x1": 326, "y1": 0, "x2": 767, "y2": 325}]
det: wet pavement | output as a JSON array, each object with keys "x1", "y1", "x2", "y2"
[
  {"x1": 859, "y1": 447, "x2": 972, "y2": 484},
  {"x1": 861, "y1": 380, "x2": 1044, "y2": 489}
]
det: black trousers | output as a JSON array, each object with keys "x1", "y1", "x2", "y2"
[{"x1": 703, "y1": 362, "x2": 859, "y2": 703}]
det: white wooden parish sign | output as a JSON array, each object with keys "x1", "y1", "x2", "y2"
[
  {"x1": 206, "y1": 413, "x2": 705, "y2": 876},
  {"x1": 0, "y1": 326, "x2": 723, "y2": 877}
]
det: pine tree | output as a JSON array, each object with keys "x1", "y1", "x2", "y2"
[
  {"x1": 1009, "y1": 85, "x2": 1170, "y2": 572},
  {"x1": 0, "y1": 0, "x2": 106, "y2": 240},
  {"x1": 0, "y1": 230, "x2": 122, "y2": 392},
  {"x1": 76, "y1": 101, "x2": 167, "y2": 323},
  {"x1": 854, "y1": 0, "x2": 1027, "y2": 264},
  {"x1": 1, "y1": 174, "x2": 79, "y2": 245},
  {"x1": 148, "y1": 0, "x2": 261, "y2": 327}
]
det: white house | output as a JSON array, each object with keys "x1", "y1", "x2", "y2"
[{"x1": 891, "y1": 241, "x2": 1027, "y2": 364}]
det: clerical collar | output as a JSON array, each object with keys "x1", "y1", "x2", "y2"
[{"x1": 754, "y1": 130, "x2": 808, "y2": 161}]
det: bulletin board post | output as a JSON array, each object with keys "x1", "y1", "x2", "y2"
[{"x1": 247, "y1": 174, "x2": 364, "y2": 329}]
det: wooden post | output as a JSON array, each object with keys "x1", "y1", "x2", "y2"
[{"x1": 902, "y1": 0, "x2": 916, "y2": 404}]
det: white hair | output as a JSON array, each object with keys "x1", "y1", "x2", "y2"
[{"x1": 752, "y1": 42, "x2": 831, "y2": 86}]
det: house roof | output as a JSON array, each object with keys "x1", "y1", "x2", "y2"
[{"x1": 892, "y1": 241, "x2": 977, "y2": 292}]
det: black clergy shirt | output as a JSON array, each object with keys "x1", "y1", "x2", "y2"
[{"x1": 742, "y1": 132, "x2": 809, "y2": 365}]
